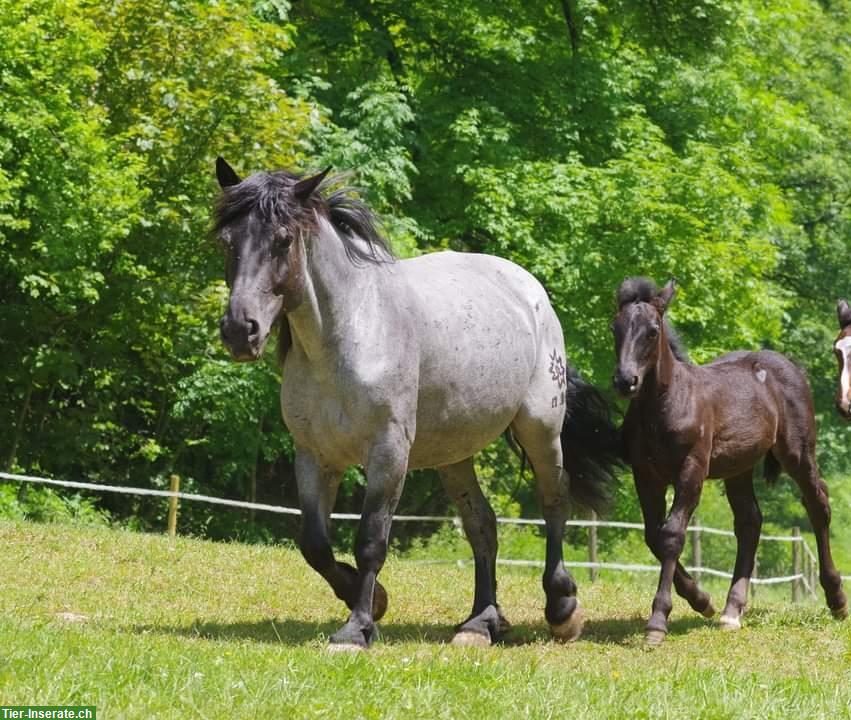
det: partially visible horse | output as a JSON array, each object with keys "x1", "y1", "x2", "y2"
[
  {"x1": 834, "y1": 298, "x2": 851, "y2": 419},
  {"x1": 612, "y1": 277, "x2": 846, "y2": 644},
  {"x1": 212, "y1": 157, "x2": 622, "y2": 650}
]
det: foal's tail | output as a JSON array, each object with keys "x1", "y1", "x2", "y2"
[{"x1": 561, "y1": 368, "x2": 624, "y2": 515}]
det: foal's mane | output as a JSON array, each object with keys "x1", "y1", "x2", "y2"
[
  {"x1": 213, "y1": 169, "x2": 395, "y2": 266},
  {"x1": 617, "y1": 277, "x2": 690, "y2": 362}
]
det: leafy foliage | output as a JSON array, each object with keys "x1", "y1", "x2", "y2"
[{"x1": 1, "y1": 0, "x2": 850, "y2": 543}]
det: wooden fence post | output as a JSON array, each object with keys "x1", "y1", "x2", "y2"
[
  {"x1": 691, "y1": 516, "x2": 702, "y2": 583},
  {"x1": 168, "y1": 474, "x2": 180, "y2": 538},
  {"x1": 791, "y1": 526, "x2": 801, "y2": 603},
  {"x1": 588, "y1": 511, "x2": 598, "y2": 582}
]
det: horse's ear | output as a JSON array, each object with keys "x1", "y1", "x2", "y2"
[
  {"x1": 838, "y1": 298, "x2": 851, "y2": 329},
  {"x1": 294, "y1": 166, "x2": 332, "y2": 203},
  {"x1": 654, "y1": 278, "x2": 676, "y2": 314},
  {"x1": 216, "y1": 157, "x2": 241, "y2": 188}
]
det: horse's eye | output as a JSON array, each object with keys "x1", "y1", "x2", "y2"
[
  {"x1": 647, "y1": 326, "x2": 659, "y2": 339},
  {"x1": 272, "y1": 229, "x2": 292, "y2": 256}
]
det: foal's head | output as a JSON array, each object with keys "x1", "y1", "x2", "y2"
[
  {"x1": 835, "y1": 298, "x2": 851, "y2": 419},
  {"x1": 611, "y1": 278, "x2": 677, "y2": 398},
  {"x1": 212, "y1": 157, "x2": 330, "y2": 361}
]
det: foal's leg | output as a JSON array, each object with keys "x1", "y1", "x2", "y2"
[
  {"x1": 719, "y1": 471, "x2": 761, "y2": 630},
  {"x1": 646, "y1": 456, "x2": 706, "y2": 644},
  {"x1": 635, "y1": 473, "x2": 714, "y2": 618},
  {"x1": 439, "y1": 458, "x2": 507, "y2": 646},
  {"x1": 782, "y1": 451, "x2": 847, "y2": 618},
  {"x1": 329, "y1": 428, "x2": 410, "y2": 649},
  {"x1": 296, "y1": 449, "x2": 389, "y2": 624}
]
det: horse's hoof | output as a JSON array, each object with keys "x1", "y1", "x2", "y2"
[
  {"x1": 719, "y1": 614, "x2": 741, "y2": 631},
  {"x1": 327, "y1": 642, "x2": 366, "y2": 653},
  {"x1": 645, "y1": 629, "x2": 667, "y2": 646},
  {"x1": 451, "y1": 631, "x2": 492, "y2": 648},
  {"x1": 496, "y1": 606, "x2": 512, "y2": 635},
  {"x1": 373, "y1": 581, "x2": 388, "y2": 622},
  {"x1": 700, "y1": 602, "x2": 716, "y2": 619},
  {"x1": 831, "y1": 603, "x2": 848, "y2": 620},
  {"x1": 550, "y1": 603, "x2": 584, "y2": 642}
]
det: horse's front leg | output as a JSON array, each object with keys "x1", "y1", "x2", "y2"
[
  {"x1": 295, "y1": 449, "x2": 388, "y2": 624},
  {"x1": 329, "y1": 427, "x2": 409, "y2": 650},
  {"x1": 646, "y1": 456, "x2": 706, "y2": 645}
]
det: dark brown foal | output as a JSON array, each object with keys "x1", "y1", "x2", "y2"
[
  {"x1": 835, "y1": 299, "x2": 851, "y2": 419},
  {"x1": 613, "y1": 278, "x2": 847, "y2": 645}
]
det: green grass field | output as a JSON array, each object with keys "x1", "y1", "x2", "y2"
[{"x1": 1, "y1": 519, "x2": 849, "y2": 719}]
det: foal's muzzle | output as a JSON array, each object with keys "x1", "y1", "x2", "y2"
[
  {"x1": 837, "y1": 398, "x2": 851, "y2": 421},
  {"x1": 613, "y1": 369, "x2": 640, "y2": 399}
]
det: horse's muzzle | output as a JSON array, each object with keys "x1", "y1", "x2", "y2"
[{"x1": 220, "y1": 313, "x2": 263, "y2": 362}]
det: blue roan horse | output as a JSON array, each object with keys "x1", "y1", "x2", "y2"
[{"x1": 213, "y1": 158, "x2": 621, "y2": 650}]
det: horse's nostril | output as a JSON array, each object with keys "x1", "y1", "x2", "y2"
[{"x1": 247, "y1": 318, "x2": 260, "y2": 339}]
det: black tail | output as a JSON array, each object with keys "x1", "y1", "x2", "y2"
[
  {"x1": 764, "y1": 451, "x2": 781, "y2": 485},
  {"x1": 560, "y1": 367, "x2": 624, "y2": 515}
]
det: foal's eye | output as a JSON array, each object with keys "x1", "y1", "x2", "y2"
[{"x1": 647, "y1": 326, "x2": 659, "y2": 339}]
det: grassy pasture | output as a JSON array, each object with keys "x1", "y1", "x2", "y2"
[{"x1": 1, "y1": 519, "x2": 849, "y2": 719}]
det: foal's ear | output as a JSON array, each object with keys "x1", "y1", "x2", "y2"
[
  {"x1": 216, "y1": 157, "x2": 242, "y2": 188},
  {"x1": 654, "y1": 278, "x2": 676, "y2": 314},
  {"x1": 294, "y1": 166, "x2": 332, "y2": 203},
  {"x1": 838, "y1": 298, "x2": 851, "y2": 329}
]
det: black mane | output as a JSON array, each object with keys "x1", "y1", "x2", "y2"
[
  {"x1": 213, "y1": 169, "x2": 394, "y2": 265},
  {"x1": 617, "y1": 277, "x2": 690, "y2": 362}
]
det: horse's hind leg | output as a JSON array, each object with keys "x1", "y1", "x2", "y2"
[
  {"x1": 777, "y1": 442, "x2": 847, "y2": 617},
  {"x1": 635, "y1": 473, "x2": 714, "y2": 619},
  {"x1": 439, "y1": 458, "x2": 508, "y2": 646},
  {"x1": 511, "y1": 416, "x2": 584, "y2": 642},
  {"x1": 719, "y1": 471, "x2": 761, "y2": 630}
]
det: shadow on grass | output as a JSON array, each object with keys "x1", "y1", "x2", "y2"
[
  {"x1": 500, "y1": 613, "x2": 713, "y2": 646},
  {"x1": 131, "y1": 612, "x2": 715, "y2": 648},
  {"x1": 130, "y1": 617, "x2": 456, "y2": 646}
]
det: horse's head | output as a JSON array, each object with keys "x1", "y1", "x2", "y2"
[
  {"x1": 611, "y1": 277, "x2": 676, "y2": 399},
  {"x1": 834, "y1": 298, "x2": 851, "y2": 419},
  {"x1": 213, "y1": 157, "x2": 330, "y2": 361}
]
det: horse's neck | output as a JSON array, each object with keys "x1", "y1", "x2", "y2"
[{"x1": 286, "y1": 218, "x2": 383, "y2": 365}]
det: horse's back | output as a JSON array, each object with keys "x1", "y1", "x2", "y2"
[{"x1": 398, "y1": 251, "x2": 565, "y2": 468}]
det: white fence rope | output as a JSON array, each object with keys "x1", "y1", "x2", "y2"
[{"x1": 1, "y1": 470, "x2": 842, "y2": 586}]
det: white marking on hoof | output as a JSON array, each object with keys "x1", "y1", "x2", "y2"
[
  {"x1": 645, "y1": 629, "x2": 666, "y2": 646},
  {"x1": 700, "y1": 603, "x2": 716, "y2": 619},
  {"x1": 54, "y1": 612, "x2": 88, "y2": 623},
  {"x1": 831, "y1": 604, "x2": 848, "y2": 620},
  {"x1": 451, "y1": 631, "x2": 492, "y2": 648},
  {"x1": 550, "y1": 603, "x2": 584, "y2": 642},
  {"x1": 327, "y1": 642, "x2": 366, "y2": 653},
  {"x1": 719, "y1": 614, "x2": 741, "y2": 630}
]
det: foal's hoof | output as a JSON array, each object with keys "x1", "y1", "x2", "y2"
[
  {"x1": 718, "y1": 614, "x2": 741, "y2": 631},
  {"x1": 700, "y1": 602, "x2": 716, "y2": 619},
  {"x1": 644, "y1": 629, "x2": 667, "y2": 646},
  {"x1": 550, "y1": 603, "x2": 584, "y2": 642},
  {"x1": 451, "y1": 630, "x2": 492, "y2": 648},
  {"x1": 373, "y1": 581, "x2": 389, "y2": 622},
  {"x1": 831, "y1": 603, "x2": 848, "y2": 620}
]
